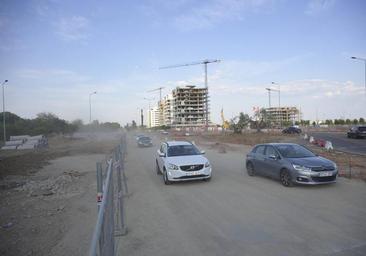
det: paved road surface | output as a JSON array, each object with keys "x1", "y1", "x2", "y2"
[
  {"x1": 119, "y1": 135, "x2": 366, "y2": 256},
  {"x1": 308, "y1": 132, "x2": 366, "y2": 155}
]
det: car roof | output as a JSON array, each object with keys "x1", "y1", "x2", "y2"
[
  {"x1": 254, "y1": 143, "x2": 300, "y2": 147},
  {"x1": 165, "y1": 141, "x2": 192, "y2": 146}
]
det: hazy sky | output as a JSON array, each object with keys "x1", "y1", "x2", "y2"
[{"x1": 0, "y1": 0, "x2": 365, "y2": 125}]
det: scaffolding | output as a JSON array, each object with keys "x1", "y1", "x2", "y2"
[{"x1": 265, "y1": 107, "x2": 301, "y2": 126}]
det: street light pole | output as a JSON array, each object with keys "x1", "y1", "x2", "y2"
[
  {"x1": 351, "y1": 56, "x2": 366, "y2": 97},
  {"x1": 265, "y1": 88, "x2": 271, "y2": 108},
  {"x1": 89, "y1": 91, "x2": 97, "y2": 124},
  {"x1": 1, "y1": 80, "x2": 8, "y2": 142},
  {"x1": 272, "y1": 82, "x2": 281, "y2": 127}
]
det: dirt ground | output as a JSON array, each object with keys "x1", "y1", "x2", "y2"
[
  {"x1": 0, "y1": 130, "x2": 364, "y2": 255},
  {"x1": 0, "y1": 132, "x2": 122, "y2": 256}
]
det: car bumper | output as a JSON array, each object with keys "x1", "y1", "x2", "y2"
[
  {"x1": 294, "y1": 171, "x2": 338, "y2": 185},
  {"x1": 167, "y1": 167, "x2": 212, "y2": 181}
]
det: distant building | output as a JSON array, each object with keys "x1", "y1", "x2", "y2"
[
  {"x1": 264, "y1": 107, "x2": 301, "y2": 125},
  {"x1": 148, "y1": 106, "x2": 161, "y2": 128},
  {"x1": 154, "y1": 85, "x2": 210, "y2": 128},
  {"x1": 171, "y1": 86, "x2": 209, "y2": 127}
]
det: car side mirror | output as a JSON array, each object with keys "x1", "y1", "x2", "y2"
[
  {"x1": 269, "y1": 154, "x2": 278, "y2": 160},
  {"x1": 200, "y1": 150, "x2": 206, "y2": 155},
  {"x1": 157, "y1": 150, "x2": 165, "y2": 157}
]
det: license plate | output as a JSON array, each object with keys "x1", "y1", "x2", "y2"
[
  {"x1": 319, "y1": 172, "x2": 332, "y2": 177},
  {"x1": 187, "y1": 171, "x2": 199, "y2": 176}
]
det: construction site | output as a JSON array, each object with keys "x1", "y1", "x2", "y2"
[{"x1": 149, "y1": 85, "x2": 209, "y2": 128}]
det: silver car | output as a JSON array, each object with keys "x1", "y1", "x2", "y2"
[
  {"x1": 156, "y1": 141, "x2": 212, "y2": 185},
  {"x1": 246, "y1": 143, "x2": 338, "y2": 186}
]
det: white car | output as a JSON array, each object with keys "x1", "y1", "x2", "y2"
[{"x1": 156, "y1": 141, "x2": 212, "y2": 185}]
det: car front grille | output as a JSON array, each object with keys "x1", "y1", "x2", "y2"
[
  {"x1": 173, "y1": 174, "x2": 209, "y2": 179},
  {"x1": 311, "y1": 166, "x2": 335, "y2": 172},
  {"x1": 311, "y1": 175, "x2": 337, "y2": 182},
  {"x1": 180, "y1": 164, "x2": 204, "y2": 172}
]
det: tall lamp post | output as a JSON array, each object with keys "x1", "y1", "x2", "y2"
[
  {"x1": 351, "y1": 56, "x2": 366, "y2": 97},
  {"x1": 1, "y1": 80, "x2": 8, "y2": 142},
  {"x1": 89, "y1": 91, "x2": 97, "y2": 124},
  {"x1": 271, "y1": 82, "x2": 281, "y2": 127}
]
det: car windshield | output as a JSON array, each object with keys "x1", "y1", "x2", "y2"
[
  {"x1": 167, "y1": 145, "x2": 201, "y2": 157},
  {"x1": 275, "y1": 144, "x2": 316, "y2": 158},
  {"x1": 358, "y1": 126, "x2": 366, "y2": 132},
  {"x1": 139, "y1": 137, "x2": 151, "y2": 142}
]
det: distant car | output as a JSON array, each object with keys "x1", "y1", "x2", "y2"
[
  {"x1": 282, "y1": 126, "x2": 302, "y2": 134},
  {"x1": 347, "y1": 126, "x2": 366, "y2": 139},
  {"x1": 161, "y1": 131, "x2": 169, "y2": 135},
  {"x1": 137, "y1": 136, "x2": 153, "y2": 147},
  {"x1": 246, "y1": 143, "x2": 338, "y2": 186},
  {"x1": 156, "y1": 141, "x2": 212, "y2": 184},
  {"x1": 135, "y1": 134, "x2": 144, "y2": 141}
]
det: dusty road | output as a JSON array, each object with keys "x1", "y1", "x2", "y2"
[
  {"x1": 308, "y1": 132, "x2": 366, "y2": 156},
  {"x1": 120, "y1": 134, "x2": 366, "y2": 256}
]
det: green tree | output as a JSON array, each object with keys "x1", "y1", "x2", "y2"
[
  {"x1": 359, "y1": 118, "x2": 365, "y2": 124},
  {"x1": 230, "y1": 112, "x2": 251, "y2": 133},
  {"x1": 352, "y1": 119, "x2": 359, "y2": 125},
  {"x1": 325, "y1": 119, "x2": 333, "y2": 125}
]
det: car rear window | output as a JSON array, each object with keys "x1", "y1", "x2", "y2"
[{"x1": 358, "y1": 126, "x2": 366, "y2": 132}]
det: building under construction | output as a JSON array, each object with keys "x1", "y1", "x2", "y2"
[
  {"x1": 171, "y1": 85, "x2": 209, "y2": 127},
  {"x1": 149, "y1": 85, "x2": 209, "y2": 128},
  {"x1": 265, "y1": 107, "x2": 301, "y2": 125}
]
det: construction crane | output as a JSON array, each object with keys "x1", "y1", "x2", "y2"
[
  {"x1": 159, "y1": 59, "x2": 221, "y2": 128},
  {"x1": 147, "y1": 87, "x2": 164, "y2": 102},
  {"x1": 221, "y1": 108, "x2": 230, "y2": 130}
]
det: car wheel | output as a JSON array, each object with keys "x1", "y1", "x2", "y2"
[
  {"x1": 246, "y1": 162, "x2": 255, "y2": 176},
  {"x1": 163, "y1": 169, "x2": 171, "y2": 185},
  {"x1": 156, "y1": 160, "x2": 161, "y2": 175},
  {"x1": 280, "y1": 169, "x2": 293, "y2": 187}
]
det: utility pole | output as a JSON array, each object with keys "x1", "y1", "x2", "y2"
[
  {"x1": 265, "y1": 88, "x2": 272, "y2": 108},
  {"x1": 1, "y1": 80, "x2": 8, "y2": 142},
  {"x1": 89, "y1": 91, "x2": 97, "y2": 124},
  {"x1": 140, "y1": 109, "x2": 144, "y2": 127},
  {"x1": 271, "y1": 82, "x2": 281, "y2": 127},
  {"x1": 351, "y1": 56, "x2": 366, "y2": 97}
]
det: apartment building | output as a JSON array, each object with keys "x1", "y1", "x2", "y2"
[
  {"x1": 150, "y1": 85, "x2": 209, "y2": 128},
  {"x1": 170, "y1": 85, "x2": 209, "y2": 127},
  {"x1": 265, "y1": 106, "x2": 301, "y2": 125},
  {"x1": 148, "y1": 106, "x2": 161, "y2": 128}
]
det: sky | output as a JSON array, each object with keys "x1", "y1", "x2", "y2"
[{"x1": 0, "y1": 0, "x2": 365, "y2": 125}]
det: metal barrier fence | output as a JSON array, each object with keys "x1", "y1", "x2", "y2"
[{"x1": 89, "y1": 135, "x2": 128, "y2": 256}]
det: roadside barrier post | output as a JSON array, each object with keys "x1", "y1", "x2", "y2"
[
  {"x1": 115, "y1": 147, "x2": 127, "y2": 236},
  {"x1": 96, "y1": 162, "x2": 103, "y2": 212}
]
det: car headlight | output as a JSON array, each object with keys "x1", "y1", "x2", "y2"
[
  {"x1": 167, "y1": 163, "x2": 179, "y2": 170},
  {"x1": 292, "y1": 164, "x2": 312, "y2": 174},
  {"x1": 205, "y1": 161, "x2": 210, "y2": 167},
  {"x1": 333, "y1": 163, "x2": 337, "y2": 169}
]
